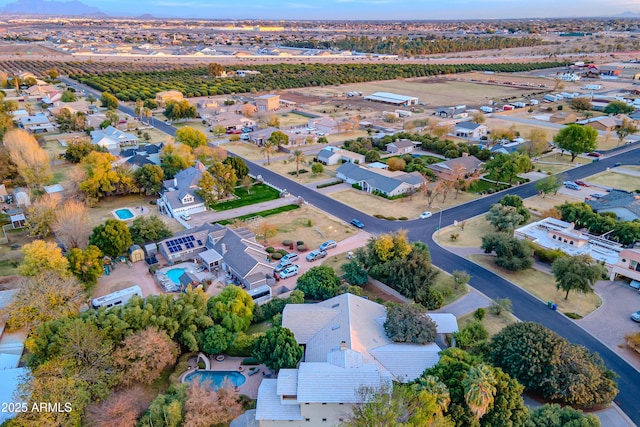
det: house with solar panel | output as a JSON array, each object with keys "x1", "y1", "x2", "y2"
[
  {"x1": 158, "y1": 161, "x2": 208, "y2": 219},
  {"x1": 255, "y1": 293, "x2": 458, "y2": 426},
  {"x1": 157, "y1": 223, "x2": 274, "y2": 290}
]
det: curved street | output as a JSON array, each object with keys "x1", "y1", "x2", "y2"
[{"x1": 61, "y1": 76, "x2": 640, "y2": 423}]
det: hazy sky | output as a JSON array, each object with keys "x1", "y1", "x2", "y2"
[{"x1": 3, "y1": 0, "x2": 640, "y2": 19}]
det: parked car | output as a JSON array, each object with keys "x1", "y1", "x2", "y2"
[
  {"x1": 574, "y1": 180, "x2": 590, "y2": 187},
  {"x1": 631, "y1": 310, "x2": 640, "y2": 323},
  {"x1": 350, "y1": 219, "x2": 365, "y2": 228},
  {"x1": 590, "y1": 193, "x2": 605, "y2": 199},
  {"x1": 181, "y1": 213, "x2": 191, "y2": 221},
  {"x1": 614, "y1": 162, "x2": 621, "y2": 167},
  {"x1": 419, "y1": 211, "x2": 433, "y2": 219},
  {"x1": 274, "y1": 259, "x2": 292, "y2": 273},
  {"x1": 281, "y1": 253, "x2": 299, "y2": 263},
  {"x1": 630, "y1": 280, "x2": 640, "y2": 290},
  {"x1": 587, "y1": 152, "x2": 601, "y2": 157},
  {"x1": 226, "y1": 129, "x2": 242, "y2": 134},
  {"x1": 319, "y1": 240, "x2": 337, "y2": 251},
  {"x1": 563, "y1": 181, "x2": 581, "y2": 190},
  {"x1": 278, "y1": 265, "x2": 299, "y2": 279},
  {"x1": 306, "y1": 249, "x2": 327, "y2": 262}
]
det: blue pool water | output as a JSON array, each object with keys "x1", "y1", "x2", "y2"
[
  {"x1": 114, "y1": 208, "x2": 134, "y2": 220},
  {"x1": 184, "y1": 371, "x2": 246, "y2": 388},
  {"x1": 166, "y1": 268, "x2": 186, "y2": 285}
]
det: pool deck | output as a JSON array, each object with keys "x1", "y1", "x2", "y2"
[
  {"x1": 181, "y1": 355, "x2": 271, "y2": 399},
  {"x1": 111, "y1": 206, "x2": 150, "y2": 221}
]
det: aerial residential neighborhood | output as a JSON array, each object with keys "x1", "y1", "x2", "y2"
[{"x1": 2, "y1": 4, "x2": 640, "y2": 427}]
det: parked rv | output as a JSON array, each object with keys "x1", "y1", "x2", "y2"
[{"x1": 92, "y1": 285, "x2": 142, "y2": 309}]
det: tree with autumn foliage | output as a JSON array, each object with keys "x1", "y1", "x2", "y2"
[
  {"x1": 3, "y1": 128, "x2": 53, "y2": 189},
  {"x1": 26, "y1": 194, "x2": 59, "y2": 238},
  {"x1": 67, "y1": 245, "x2": 104, "y2": 289},
  {"x1": 183, "y1": 378, "x2": 243, "y2": 427},
  {"x1": 18, "y1": 240, "x2": 69, "y2": 277},
  {"x1": 114, "y1": 327, "x2": 179, "y2": 386},
  {"x1": 52, "y1": 199, "x2": 91, "y2": 249}
]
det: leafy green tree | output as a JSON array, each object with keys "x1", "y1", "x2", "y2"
[
  {"x1": 89, "y1": 219, "x2": 133, "y2": 258},
  {"x1": 486, "y1": 204, "x2": 524, "y2": 233},
  {"x1": 526, "y1": 404, "x2": 600, "y2": 427},
  {"x1": 551, "y1": 254, "x2": 606, "y2": 300},
  {"x1": 100, "y1": 92, "x2": 119, "y2": 110},
  {"x1": 297, "y1": 266, "x2": 342, "y2": 300},
  {"x1": 143, "y1": 98, "x2": 158, "y2": 110},
  {"x1": 61, "y1": 89, "x2": 77, "y2": 102},
  {"x1": 252, "y1": 326, "x2": 303, "y2": 371},
  {"x1": 65, "y1": 137, "x2": 107, "y2": 163},
  {"x1": 453, "y1": 321, "x2": 489, "y2": 351},
  {"x1": 85, "y1": 93, "x2": 97, "y2": 105},
  {"x1": 67, "y1": 245, "x2": 103, "y2": 288},
  {"x1": 224, "y1": 156, "x2": 249, "y2": 179},
  {"x1": 553, "y1": 124, "x2": 598, "y2": 162},
  {"x1": 134, "y1": 164, "x2": 165, "y2": 195},
  {"x1": 535, "y1": 175, "x2": 561, "y2": 198},
  {"x1": 207, "y1": 285, "x2": 254, "y2": 333},
  {"x1": 175, "y1": 126, "x2": 207, "y2": 149},
  {"x1": 209, "y1": 161, "x2": 238, "y2": 199},
  {"x1": 161, "y1": 151, "x2": 191, "y2": 180},
  {"x1": 343, "y1": 260, "x2": 368, "y2": 286},
  {"x1": 267, "y1": 130, "x2": 289, "y2": 148},
  {"x1": 498, "y1": 194, "x2": 530, "y2": 223},
  {"x1": 79, "y1": 151, "x2": 119, "y2": 204},
  {"x1": 569, "y1": 97, "x2": 593, "y2": 112},
  {"x1": 481, "y1": 233, "x2": 533, "y2": 271},
  {"x1": 199, "y1": 325, "x2": 233, "y2": 355},
  {"x1": 604, "y1": 100, "x2": 635, "y2": 115},
  {"x1": 490, "y1": 322, "x2": 618, "y2": 407},
  {"x1": 208, "y1": 63, "x2": 226, "y2": 77},
  {"x1": 138, "y1": 384, "x2": 186, "y2": 427},
  {"x1": 615, "y1": 117, "x2": 639, "y2": 146},
  {"x1": 18, "y1": 239, "x2": 69, "y2": 277},
  {"x1": 384, "y1": 303, "x2": 437, "y2": 344},
  {"x1": 611, "y1": 220, "x2": 640, "y2": 246},
  {"x1": 311, "y1": 162, "x2": 324, "y2": 174},
  {"x1": 164, "y1": 99, "x2": 196, "y2": 121},
  {"x1": 129, "y1": 215, "x2": 172, "y2": 245},
  {"x1": 482, "y1": 152, "x2": 532, "y2": 183}
]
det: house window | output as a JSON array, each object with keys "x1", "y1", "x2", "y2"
[
  {"x1": 569, "y1": 241, "x2": 574, "y2": 245},
  {"x1": 552, "y1": 235, "x2": 557, "y2": 239}
]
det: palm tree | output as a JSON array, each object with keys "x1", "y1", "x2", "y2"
[
  {"x1": 289, "y1": 149, "x2": 305, "y2": 176},
  {"x1": 143, "y1": 107, "x2": 152, "y2": 124},
  {"x1": 134, "y1": 99, "x2": 144, "y2": 120},
  {"x1": 261, "y1": 141, "x2": 275, "y2": 165},
  {"x1": 463, "y1": 364, "x2": 497, "y2": 420},
  {"x1": 413, "y1": 375, "x2": 450, "y2": 415}
]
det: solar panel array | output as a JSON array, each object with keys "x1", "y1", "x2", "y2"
[{"x1": 166, "y1": 235, "x2": 196, "y2": 253}]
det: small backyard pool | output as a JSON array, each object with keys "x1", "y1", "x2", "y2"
[
  {"x1": 184, "y1": 371, "x2": 246, "y2": 388},
  {"x1": 166, "y1": 268, "x2": 186, "y2": 285},
  {"x1": 113, "y1": 208, "x2": 136, "y2": 220}
]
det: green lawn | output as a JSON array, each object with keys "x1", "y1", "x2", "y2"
[
  {"x1": 433, "y1": 268, "x2": 469, "y2": 306},
  {"x1": 0, "y1": 259, "x2": 19, "y2": 276},
  {"x1": 216, "y1": 205, "x2": 300, "y2": 225},
  {"x1": 467, "y1": 179, "x2": 504, "y2": 193},
  {"x1": 247, "y1": 321, "x2": 272, "y2": 335},
  {"x1": 458, "y1": 311, "x2": 516, "y2": 338},
  {"x1": 51, "y1": 169, "x2": 67, "y2": 185},
  {"x1": 213, "y1": 184, "x2": 281, "y2": 211}
]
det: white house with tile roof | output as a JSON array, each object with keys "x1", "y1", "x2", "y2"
[
  {"x1": 158, "y1": 161, "x2": 208, "y2": 218},
  {"x1": 255, "y1": 293, "x2": 457, "y2": 427}
]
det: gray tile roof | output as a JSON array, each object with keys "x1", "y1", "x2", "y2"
[
  {"x1": 428, "y1": 155, "x2": 483, "y2": 173},
  {"x1": 208, "y1": 224, "x2": 270, "y2": 279},
  {"x1": 336, "y1": 162, "x2": 424, "y2": 194},
  {"x1": 455, "y1": 121, "x2": 482, "y2": 130},
  {"x1": 255, "y1": 379, "x2": 303, "y2": 421},
  {"x1": 586, "y1": 189, "x2": 640, "y2": 216}
]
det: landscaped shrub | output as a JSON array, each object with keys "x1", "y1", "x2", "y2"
[
  {"x1": 227, "y1": 332, "x2": 259, "y2": 357},
  {"x1": 316, "y1": 180, "x2": 343, "y2": 189},
  {"x1": 398, "y1": 216, "x2": 408, "y2": 221},
  {"x1": 265, "y1": 247, "x2": 275, "y2": 253},
  {"x1": 197, "y1": 361, "x2": 205, "y2": 369},
  {"x1": 296, "y1": 241, "x2": 304, "y2": 246},
  {"x1": 282, "y1": 240, "x2": 293, "y2": 246},
  {"x1": 533, "y1": 245, "x2": 567, "y2": 264},
  {"x1": 423, "y1": 289, "x2": 444, "y2": 310},
  {"x1": 271, "y1": 252, "x2": 283, "y2": 260},
  {"x1": 297, "y1": 244, "x2": 308, "y2": 252},
  {"x1": 473, "y1": 308, "x2": 486, "y2": 321},
  {"x1": 277, "y1": 249, "x2": 289, "y2": 256},
  {"x1": 241, "y1": 357, "x2": 259, "y2": 365},
  {"x1": 352, "y1": 183, "x2": 363, "y2": 190}
]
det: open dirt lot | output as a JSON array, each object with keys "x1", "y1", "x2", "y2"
[
  {"x1": 301, "y1": 79, "x2": 541, "y2": 109},
  {"x1": 261, "y1": 158, "x2": 340, "y2": 184},
  {"x1": 275, "y1": 112, "x2": 312, "y2": 127},
  {"x1": 330, "y1": 188, "x2": 480, "y2": 219},
  {"x1": 523, "y1": 193, "x2": 584, "y2": 217}
]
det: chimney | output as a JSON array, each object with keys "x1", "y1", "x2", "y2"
[
  {"x1": 462, "y1": 152, "x2": 469, "y2": 157},
  {"x1": 221, "y1": 243, "x2": 227, "y2": 255},
  {"x1": 339, "y1": 341, "x2": 347, "y2": 351}
]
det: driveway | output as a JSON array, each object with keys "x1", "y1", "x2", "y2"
[{"x1": 579, "y1": 280, "x2": 640, "y2": 371}]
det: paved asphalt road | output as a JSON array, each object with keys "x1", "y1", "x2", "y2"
[{"x1": 62, "y1": 76, "x2": 640, "y2": 423}]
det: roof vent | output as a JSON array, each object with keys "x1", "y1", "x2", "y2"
[
  {"x1": 331, "y1": 325, "x2": 340, "y2": 330},
  {"x1": 331, "y1": 303, "x2": 339, "y2": 308}
]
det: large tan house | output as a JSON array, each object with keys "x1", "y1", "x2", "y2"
[{"x1": 155, "y1": 90, "x2": 184, "y2": 107}]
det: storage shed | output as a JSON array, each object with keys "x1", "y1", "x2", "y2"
[{"x1": 129, "y1": 245, "x2": 145, "y2": 263}]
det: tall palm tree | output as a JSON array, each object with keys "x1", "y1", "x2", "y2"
[
  {"x1": 413, "y1": 375, "x2": 450, "y2": 416},
  {"x1": 289, "y1": 149, "x2": 305, "y2": 176},
  {"x1": 143, "y1": 107, "x2": 152, "y2": 124},
  {"x1": 463, "y1": 364, "x2": 497, "y2": 420},
  {"x1": 134, "y1": 99, "x2": 144, "y2": 120},
  {"x1": 261, "y1": 141, "x2": 275, "y2": 165}
]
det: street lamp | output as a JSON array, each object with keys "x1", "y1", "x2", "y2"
[{"x1": 433, "y1": 206, "x2": 443, "y2": 242}]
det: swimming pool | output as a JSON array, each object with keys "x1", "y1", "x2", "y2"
[
  {"x1": 114, "y1": 208, "x2": 135, "y2": 220},
  {"x1": 184, "y1": 371, "x2": 246, "y2": 388},
  {"x1": 166, "y1": 268, "x2": 186, "y2": 285}
]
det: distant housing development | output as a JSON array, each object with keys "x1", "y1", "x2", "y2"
[{"x1": 255, "y1": 293, "x2": 458, "y2": 426}]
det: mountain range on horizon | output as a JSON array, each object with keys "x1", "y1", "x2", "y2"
[{"x1": 1, "y1": 0, "x2": 639, "y2": 20}]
